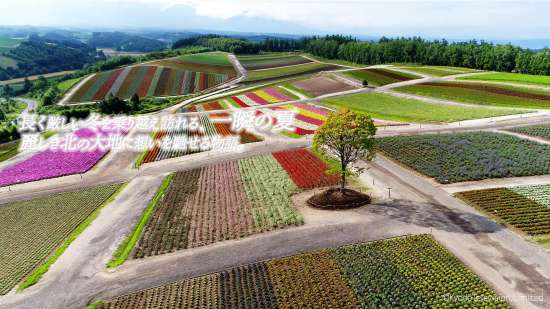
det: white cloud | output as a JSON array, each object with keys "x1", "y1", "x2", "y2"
[{"x1": 1, "y1": 0, "x2": 549, "y2": 38}]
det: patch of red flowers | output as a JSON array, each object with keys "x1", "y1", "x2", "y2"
[{"x1": 273, "y1": 148, "x2": 339, "y2": 189}]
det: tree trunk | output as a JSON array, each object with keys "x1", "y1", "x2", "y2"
[{"x1": 340, "y1": 162, "x2": 346, "y2": 192}]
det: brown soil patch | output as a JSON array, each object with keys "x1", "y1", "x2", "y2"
[
  {"x1": 307, "y1": 188, "x2": 371, "y2": 210},
  {"x1": 369, "y1": 68, "x2": 413, "y2": 81},
  {"x1": 243, "y1": 64, "x2": 341, "y2": 84},
  {"x1": 149, "y1": 59, "x2": 237, "y2": 76},
  {"x1": 424, "y1": 82, "x2": 550, "y2": 101},
  {"x1": 245, "y1": 57, "x2": 312, "y2": 70},
  {"x1": 292, "y1": 76, "x2": 356, "y2": 96}
]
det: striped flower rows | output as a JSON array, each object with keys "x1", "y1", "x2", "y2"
[
  {"x1": 457, "y1": 184, "x2": 550, "y2": 235},
  {"x1": 141, "y1": 113, "x2": 262, "y2": 164},
  {"x1": 183, "y1": 87, "x2": 331, "y2": 137},
  {"x1": 67, "y1": 65, "x2": 232, "y2": 103},
  {"x1": 99, "y1": 235, "x2": 509, "y2": 309},
  {"x1": 133, "y1": 148, "x2": 336, "y2": 258},
  {"x1": 182, "y1": 87, "x2": 291, "y2": 112}
]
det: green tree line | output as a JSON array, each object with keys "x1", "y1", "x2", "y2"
[{"x1": 307, "y1": 36, "x2": 549, "y2": 75}]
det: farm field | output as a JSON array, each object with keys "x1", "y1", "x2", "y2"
[
  {"x1": 0, "y1": 126, "x2": 124, "y2": 187},
  {"x1": 0, "y1": 37, "x2": 21, "y2": 53},
  {"x1": 98, "y1": 234, "x2": 509, "y2": 308},
  {"x1": 394, "y1": 81, "x2": 550, "y2": 109},
  {"x1": 0, "y1": 140, "x2": 19, "y2": 163},
  {"x1": 0, "y1": 70, "x2": 77, "y2": 86},
  {"x1": 459, "y1": 72, "x2": 550, "y2": 87},
  {"x1": 179, "y1": 87, "x2": 332, "y2": 139},
  {"x1": 342, "y1": 68, "x2": 421, "y2": 86},
  {"x1": 139, "y1": 112, "x2": 262, "y2": 164},
  {"x1": 321, "y1": 92, "x2": 524, "y2": 123},
  {"x1": 291, "y1": 76, "x2": 356, "y2": 97},
  {"x1": 130, "y1": 149, "x2": 337, "y2": 258},
  {"x1": 457, "y1": 185, "x2": 550, "y2": 236},
  {"x1": 182, "y1": 86, "x2": 294, "y2": 111},
  {"x1": 397, "y1": 65, "x2": 481, "y2": 77},
  {"x1": 508, "y1": 124, "x2": 550, "y2": 140},
  {"x1": 175, "y1": 52, "x2": 233, "y2": 67},
  {"x1": 57, "y1": 76, "x2": 84, "y2": 93},
  {"x1": 245, "y1": 62, "x2": 340, "y2": 83},
  {"x1": 378, "y1": 131, "x2": 550, "y2": 184},
  {"x1": 65, "y1": 64, "x2": 234, "y2": 103},
  {"x1": 150, "y1": 56, "x2": 236, "y2": 75},
  {"x1": 237, "y1": 54, "x2": 313, "y2": 70},
  {"x1": 0, "y1": 184, "x2": 122, "y2": 295}
]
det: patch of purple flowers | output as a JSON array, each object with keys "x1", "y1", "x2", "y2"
[{"x1": 0, "y1": 126, "x2": 124, "y2": 187}]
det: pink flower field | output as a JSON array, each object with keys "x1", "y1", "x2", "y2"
[{"x1": 0, "y1": 126, "x2": 124, "y2": 188}]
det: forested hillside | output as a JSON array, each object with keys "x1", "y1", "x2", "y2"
[
  {"x1": 88, "y1": 32, "x2": 167, "y2": 52},
  {"x1": 0, "y1": 35, "x2": 100, "y2": 80}
]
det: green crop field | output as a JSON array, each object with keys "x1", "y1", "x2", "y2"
[
  {"x1": 321, "y1": 92, "x2": 525, "y2": 123},
  {"x1": 245, "y1": 62, "x2": 339, "y2": 83},
  {"x1": 0, "y1": 37, "x2": 21, "y2": 53},
  {"x1": 0, "y1": 140, "x2": 19, "y2": 163},
  {"x1": 176, "y1": 52, "x2": 233, "y2": 67},
  {"x1": 457, "y1": 185, "x2": 550, "y2": 237},
  {"x1": 237, "y1": 54, "x2": 313, "y2": 70},
  {"x1": 508, "y1": 124, "x2": 550, "y2": 140},
  {"x1": 342, "y1": 68, "x2": 421, "y2": 86},
  {"x1": 57, "y1": 76, "x2": 84, "y2": 93},
  {"x1": 397, "y1": 65, "x2": 480, "y2": 76},
  {"x1": 0, "y1": 184, "x2": 122, "y2": 295},
  {"x1": 394, "y1": 81, "x2": 550, "y2": 109},
  {"x1": 459, "y1": 72, "x2": 550, "y2": 87},
  {"x1": 96, "y1": 235, "x2": 508, "y2": 309},
  {"x1": 378, "y1": 131, "x2": 550, "y2": 184}
]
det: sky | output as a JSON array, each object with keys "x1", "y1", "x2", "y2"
[{"x1": 2, "y1": 0, "x2": 550, "y2": 40}]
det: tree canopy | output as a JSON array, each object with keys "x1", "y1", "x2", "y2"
[{"x1": 313, "y1": 109, "x2": 377, "y2": 191}]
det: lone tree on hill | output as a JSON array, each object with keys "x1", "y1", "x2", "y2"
[{"x1": 313, "y1": 108, "x2": 376, "y2": 192}]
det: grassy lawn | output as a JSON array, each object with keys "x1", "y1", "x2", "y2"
[
  {"x1": 245, "y1": 62, "x2": 338, "y2": 83},
  {"x1": 394, "y1": 81, "x2": 550, "y2": 109},
  {"x1": 176, "y1": 51, "x2": 232, "y2": 66},
  {"x1": 57, "y1": 76, "x2": 84, "y2": 93},
  {"x1": 397, "y1": 65, "x2": 480, "y2": 76},
  {"x1": 459, "y1": 72, "x2": 550, "y2": 87},
  {"x1": 321, "y1": 92, "x2": 523, "y2": 123},
  {"x1": 342, "y1": 68, "x2": 420, "y2": 86}
]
